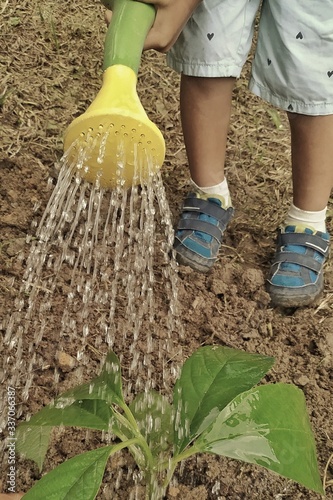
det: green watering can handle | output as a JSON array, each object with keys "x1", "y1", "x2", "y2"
[{"x1": 101, "y1": 0, "x2": 155, "y2": 74}]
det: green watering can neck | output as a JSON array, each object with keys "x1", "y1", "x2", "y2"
[{"x1": 101, "y1": 0, "x2": 156, "y2": 74}]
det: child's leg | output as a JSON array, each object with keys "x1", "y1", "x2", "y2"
[
  {"x1": 288, "y1": 113, "x2": 333, "y2": 213},
  {"x1": 180, "y1": 75, "x2": 235, "y2": 188},
  {"x1": 266, "y1": 115, "x2": 332, "y2": 307},
  {"x1": 250, "y1": 0, "x2": 333, "y2": 306},
  {"x1": 173, "y1": 75, "x2": 235, "y2": 272},
  {"x1": 167, "y1": 0, "x2": 260, "y2": 271},
  {"x1": 170, "y1": 75, "x2": 235, "y2": 272}
]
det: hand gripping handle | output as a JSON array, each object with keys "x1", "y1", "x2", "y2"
[{"x1": 101, "y1": 0, "x2": 155, "y2": 74}]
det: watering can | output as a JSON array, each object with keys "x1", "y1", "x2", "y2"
[{"x1": 63, "y1": 0, "x2": 165, "y2": 189}]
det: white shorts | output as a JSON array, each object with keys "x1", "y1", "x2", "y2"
[{"x1": 167, "y1": 0, "x2": 333, "y2": 115}]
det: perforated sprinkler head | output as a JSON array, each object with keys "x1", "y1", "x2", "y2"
[{"x1": 63, "y1": 0, "x2": 165, "y2": 189}]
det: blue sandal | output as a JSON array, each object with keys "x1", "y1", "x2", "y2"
[
  {"x1": 267, "y1": 226, "x2": 330, "y2": 307},
  {"x1": 173, "y1": 193, "x2": 234, "y2": 272}
]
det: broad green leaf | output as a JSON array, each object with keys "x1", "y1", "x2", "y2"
[
  {"x1": 130, "y1": 391, "x2": 173, "y2": 457},
  {"x1": 16, "y1": 350, "x2": 124, "y2": 471},
  {"x1": 16, "y1": 400, "x2": 114, "y2": 471},
  {"x1": 22, "y1": 445, "x2": 113, "y2": 500},
  {"x1": 16, "y1": 425, "x2": 52, "y2": 472},
  {"x1": 195, "y1": 383, "x2": 324, "y2": 495},
  {"x1": 59, "y1": 351, "x2": 124, "y2": 407},
  {"x1": 20, "y1": 399, "x2": 113, "y2": 430},
  {"x1": 173, "y1": 346, "x2": 274, "y2": 453}
]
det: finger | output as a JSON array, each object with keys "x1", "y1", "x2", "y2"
[
  {"x1": 0, "y1": 494, "x2": 25, "y2": 499},
  {"x1": 134, "y1": 0, "x2": 167, "y2": 5},
  {"x1": 143, "y1": 28, "x2": 178, "y2": 53},
  {"x1": 143, "y1": 33, "x2": 169, "y2": 53},
  {"x1": 104, "y1": 9, "x2": 112, "y2": 26}
]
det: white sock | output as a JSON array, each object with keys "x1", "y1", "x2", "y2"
[
  {"x1": 191, "y1": 178, "x2": 232, "y2": 208},
  {"x1": 284, "y1": 203, "x2": 327, "y2": 233}
]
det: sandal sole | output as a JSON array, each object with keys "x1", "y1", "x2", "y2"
[
  {"x1": 267, "y1": 275, "x2": 324, "y2": 308},
  {"x1": 175, "y1": 245, "x2": 214, "y2": 273}
]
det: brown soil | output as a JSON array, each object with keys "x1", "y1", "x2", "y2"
[{"x1": 1, "y1": 1, "x2": 333, "y2": 499}]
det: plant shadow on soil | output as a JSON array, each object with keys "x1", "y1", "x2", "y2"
[{"x1": 1, "y1": 1, "x2": 333, "y2": 499}]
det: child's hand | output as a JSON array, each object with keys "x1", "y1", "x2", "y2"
[
  {"x1": 104, "y1": 0, "x2": 201, "y2": 53},
  {"x1": 134, "y1": 0, "x2": 202, "y2": 52}
]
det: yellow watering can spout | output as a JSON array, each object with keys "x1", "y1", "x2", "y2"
[
  {"x1": 63, "y1": 65, "x2": 165, "y2": 188},
  {"x1": 63, "y1": 0, "x2": 165, "y2": 189}
]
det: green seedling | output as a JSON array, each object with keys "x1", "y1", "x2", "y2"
[
  {"x1": 16, "y1": 346, "x2": 324, "y2": 499},
  {"x1": 267, "y1": 108, "x2": 284, "y2": 130},
  {"x1": 37, "y1": 6, "x2": 59, "y2": 51}
]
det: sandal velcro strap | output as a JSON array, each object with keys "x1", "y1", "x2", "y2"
[
  {"x1": 267, "y1": 228, "x2": 330, "y2": 306},
  {"x1": 173, "y1": 192, "x2": 234, "y2": 272},
  {"x1": 182, "y1": 195, "x2": 230, "y2": 223},
  {"x1": 177, "y1": 218, "x2": 223, "y2": 242},
  {"x1": 272, "y1": 251, "x2": 323, "y2": 273},
  {"x1": 277, "y1": 231, "x2": 329, "y2": 257}
]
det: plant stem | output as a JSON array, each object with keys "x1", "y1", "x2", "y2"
[
  {"x1": 160, "y1": 444, "x2": 202, "y2": 493},
  {"x1": 114, "y1": 405, "x2": 155, "y2": 471},
  {"x1": 113, "y1": 404, "x2": 164, "y2": 499},
  {"x1": 108, "y1": 437, "x2": 140, "y2": 457},
  {"x1": 173, "y1": 444, "x2": 202, "y2": 464}
]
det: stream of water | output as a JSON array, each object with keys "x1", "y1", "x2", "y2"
[{"x1": 1, "y1": 137, "x2": 184, "y2": 468}]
